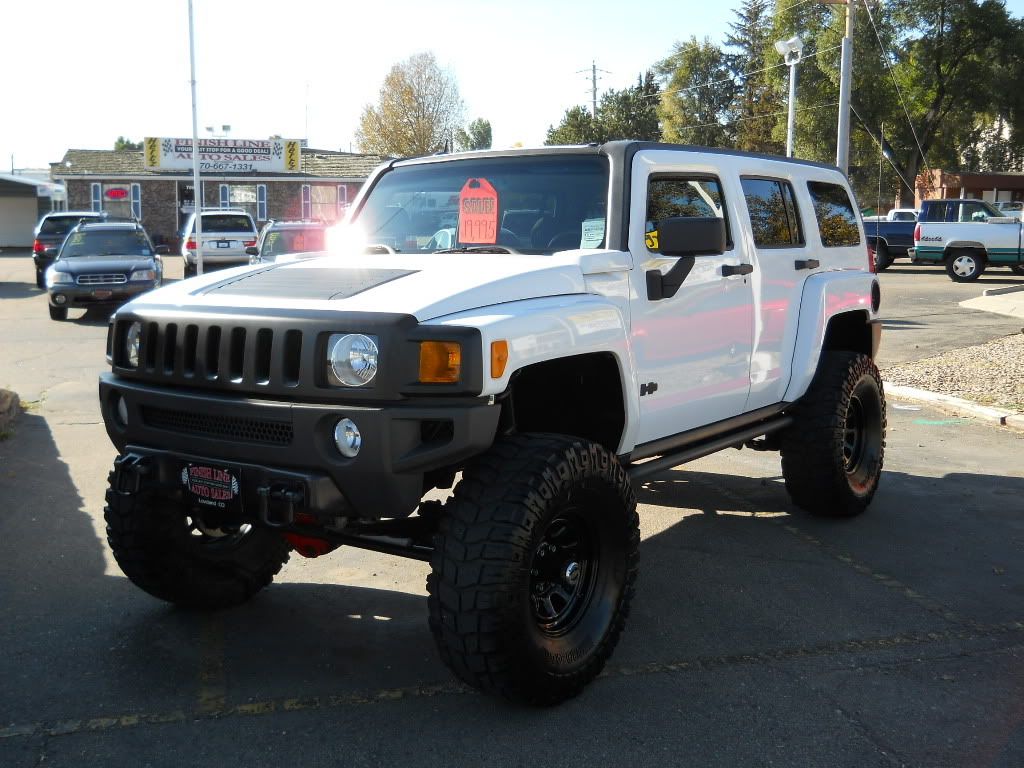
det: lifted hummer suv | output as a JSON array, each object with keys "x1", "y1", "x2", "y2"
[{"x1": 99, "y1": 142, "x2": 885, "y2": 705}]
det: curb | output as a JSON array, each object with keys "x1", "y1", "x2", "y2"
[
  {"x1": 886, "y1": 384, "x2": 1024, "y2": 431},
  {"x1": 983, "y1": 284, "x2": 1024, "y2": 297},
  {"x1": 0, "y1": 388, "x2": 20, "y2": 433}
]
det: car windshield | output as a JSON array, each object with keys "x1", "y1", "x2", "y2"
[
  {"x1": 262, "y1": 227, "x2": 326, "y2": 257},
  {"x1": 199, "y1": 214, "x2": 254, "y2": 233},
  {"x1": 60, "y1": 229, "x2": 151, "y2": 257},
  {"x1": 346, "y1": 155, "x2": 610, "y2": 254},
  {"x1": 40, "y1": 216, "x2": 91, "y2": 236}
]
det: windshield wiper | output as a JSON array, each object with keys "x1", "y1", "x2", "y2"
[{"x1": 433, "y1": 245, "x2": 517, "y2": 254}]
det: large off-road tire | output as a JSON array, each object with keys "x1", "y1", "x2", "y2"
[
  {"x1": 945, "y1": 249, "x2": 986, "y2": 282},
  {"x1": 104, "y1": 467, "x2": 289, "y2": 609},
  {"x1": 428, "y1": 434, "x2": 639, "y2": 705},
  {"x1": 48, "y1": 304, "x2": 67, "y2": 321},
  {"x1": 780, "y1": 352, "x2": 886, "y2": 517}
]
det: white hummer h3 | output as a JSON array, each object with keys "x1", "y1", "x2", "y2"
[{"x1": 100, "y1": 142, "x2": 885, "y2": 705}]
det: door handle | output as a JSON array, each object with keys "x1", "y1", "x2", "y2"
[
  {"x1": 794, "y1": 259, "x2": 820, "y2": 270},
  {"x1": 722, "y1": 263, "x2": 754, "y2": 276}
]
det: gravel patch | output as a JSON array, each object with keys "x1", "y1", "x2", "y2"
[{"x1": 881, "y1": 331, "x2": 1024, "y2": 412}]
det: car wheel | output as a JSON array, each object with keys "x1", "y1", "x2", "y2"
[
  {"x1": 428, "y1": 433, "x2": 639, "y2": 705},
  {"x1": 781, "y1": 352, "x2": 886, "y2": 517},
  {"x1": 1010, "y1": 265, "x2": 1024, "y2": 276},
  {"x1": 184, "y1": 263, "x2": 197, "y2": 278},
  {"x1": 35, "y1": 269, "x2": 45, "y2": 289},
  {"x1": 104, "y1": 461, "x2": 290, "y2": 609},
  {"x1": 945, "y1": 249, "x2": 986, "y2": 282},
  {"x1": 873, "y1": 242, "x2": 894, "y2": 271},
  {"x1": 48, "y1": 304, "x2": 68, "y2": 321}
]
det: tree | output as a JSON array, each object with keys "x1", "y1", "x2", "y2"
[
  {"x1": 355, "y1": 52, "x2": 465, "y2": 157},
  {"x1": 114, "y1": 136, "x2": 142, "y2": 151},
  {"x1": 597, "y1": 72, "x2": 661, "y2": 141},
  {"x1": 655, "y1": 37, "x2": 736, "y2": 147},
  {"x1": 545, "y1": 105, "x2": 601, "y2": 145},
  {"x1": 455, "y1": 118, "x2": 492, "y2": 151},
  {"x1": 545, "y1": 72, "x2": 661, "y2": 145},
  {"x1": 725, "y1": 0, "x2": 781, "y2": 154}
]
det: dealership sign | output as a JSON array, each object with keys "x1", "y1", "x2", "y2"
[{"x1": 144, "y1": 137, "x2": 301, "y2": 173}]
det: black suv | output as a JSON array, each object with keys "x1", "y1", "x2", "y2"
[
  {"x1": 32, "y1": 211, "x2": 108, "y2": 287},
  {"x1": 46, "y1": 221, "x2": 167, "y2": 321},
  {"x1": 247, "y1": 219, "x2": 328, "y2": 264}
]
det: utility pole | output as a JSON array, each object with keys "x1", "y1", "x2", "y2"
[
  {"x1": 577, "y1": 61, "x2": 609, "y2": 117},
  {"x1": 835, "y1": 0, "x2": 854, "y2": 174},
  {"x1": 188, "y1": 0, "x2": 204, "y2": 276}
]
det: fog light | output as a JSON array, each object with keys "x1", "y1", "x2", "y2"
[
  {"x1": 333, "y1": 418, "x2": 361, "y2": 458},
  {"x1": 115, "y1": 395, "x2": 129, "y2": 427},
  {"x1": 54, "y1": 294, "x2": 67, "y2": 305}
]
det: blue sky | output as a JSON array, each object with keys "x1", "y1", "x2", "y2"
[{"x1": 3, "y1": 0, "x2": 1023, "y2": 169}]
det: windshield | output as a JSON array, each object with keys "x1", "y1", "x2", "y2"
[
  {"x1": 60, "y1": 229, "x2": 152, "y2": 257},
  {"x1": 348, "y1": 155, "x2": 610, "y2": 253},
  {"x1": 262, "y1": 227, "x2": 326, "y2": 257}
]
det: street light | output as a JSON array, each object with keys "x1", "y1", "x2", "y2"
[{"x1": 775, "y1": 34, "x2": 804, "y2": 158}]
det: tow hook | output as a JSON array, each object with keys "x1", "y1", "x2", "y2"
[
  {"x1": 113, "y1": 453, "x2": 151, "y2": 495},
  {"x1": 257, "y1": 483, "x2": 304, "y2": 527}
]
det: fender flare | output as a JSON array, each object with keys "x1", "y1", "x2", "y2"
[{"x1": 784, "y1": 272, "x2": 879, "y2": 403}]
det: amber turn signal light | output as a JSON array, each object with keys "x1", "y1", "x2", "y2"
[
  {"x1": 490, "y1": 340, "x2": 509, "y2": 379},
  {"x1": 419, "y1": 341, "x2": 462, "y2": 383}
]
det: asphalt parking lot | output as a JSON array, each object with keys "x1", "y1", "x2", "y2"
[{"x1": 2, "y1": 249, "x2": 1023, "y2": 767}]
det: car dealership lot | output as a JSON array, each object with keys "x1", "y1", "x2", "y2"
[{"x1": 2, "y1": 250, "x2": 1023, "y2": 767}]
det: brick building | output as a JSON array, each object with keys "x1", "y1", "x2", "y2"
[
  {"x1": 916, "y1": 169, "x2": 1024, "y2": 207},
  {"x1": 50, "y1": 146, "x2": 387, "y2": 246}
]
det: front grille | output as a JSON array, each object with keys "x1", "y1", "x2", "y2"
[
  {"x1": 78, "y1": 273, "x2": 127, "y2": 285},
  {"x1": 141, "y1": 405, "x2": 293, "y2": 445},
  {"x1": 118, "y1": 319, "x2": 305, "y2": 391}
]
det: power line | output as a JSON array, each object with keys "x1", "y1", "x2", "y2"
[
  {"x1": 861, "y1": 0, "x2": 932, "y2": 178},
  {"x1": 653, "y1": 43, "x2": 843, "y2": 101},
  {"x1": 673, "y1": 100, "x2": 840, "y2": 133},
  {"x1": 850, "y1": 103, "x2": 916, "y2": 193}
]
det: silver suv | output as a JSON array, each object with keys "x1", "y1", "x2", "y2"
[{"x1": 179, "y1": 209, "x2": 258, "y2": 277}]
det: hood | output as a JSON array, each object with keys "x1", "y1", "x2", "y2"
[
  {"x1": 55, "y1": 254, "x2": 158, "y2": 276},
  {"x1": 134, "y1": 250, "x2": 629, "y2": 321}
]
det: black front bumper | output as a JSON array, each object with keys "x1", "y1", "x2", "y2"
[
  {"x1": 50, "y1": 281, "x2": 156, "y2": 307},
  {"x1": 99, "y1": 373, "x2": 500, "y2": 521}
]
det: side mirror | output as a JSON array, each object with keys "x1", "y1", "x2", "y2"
[
  {"x1": 245, "y1": 246, "x2": 259, "y2": 256},
  {"x1": 154, "y1": 245, "x2": 170, "y2": 255},
  {"x1": 646, "y1": 216, "x2": 727, "y2": 300}
]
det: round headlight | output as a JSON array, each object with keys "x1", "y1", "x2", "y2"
[
  {"x1": 125, "y1": 321, "x2": 142, "y2": 368},
  {"x1": 333, "y1": 418, "x2": 362, "y2": 457},
  {"x1": 329, "y1": 334, "x2": 378, "y2": 387}
]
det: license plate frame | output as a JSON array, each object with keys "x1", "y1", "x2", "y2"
[
  {"x1": 216, "y1": 240, "x2": 231, "y2": 248},
  {"x1": 182, "y1": 462, "x2": 243, "y2": 514},
  {"x1": 92, "y1": 289, "x2": 113, "y2": 300}
]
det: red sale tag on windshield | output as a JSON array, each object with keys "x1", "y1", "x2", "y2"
[{"x1": 458, "y1": 178, "x2": 499, "y2": 244}]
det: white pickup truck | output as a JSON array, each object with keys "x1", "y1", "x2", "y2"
[{"x1": 910, "y1": 198, "x2": 1024, "y2": 282}]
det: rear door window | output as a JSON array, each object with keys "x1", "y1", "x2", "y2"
[
  {"x1": 806, "y1": 181, "x2": 861, "y2": 247},
  {"x1": 741, "y1": 177, "x2": 803, "y2": 248}
]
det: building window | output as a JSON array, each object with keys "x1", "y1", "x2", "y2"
[
  {"x1": 214, "y1": 184, "x2": 260, "y2": 219},
  {"x1": 91, "y1": 183, "x2": 102, "y2": 212},
  {"x1": 337, "y1": 184, "x2": 349, "y2": 218},
  {"x1": 257, "y1": 184, "x2": 267, "y2": 221},
  {"x1": 219, "y1": 184, "x2": 230, "y2": 208},
  {"x1": 301, "y1": 185, "x2": 312, "y2": 219},
  {"x1": 131, "y1": 183, "x2": 141, "y2": 219},
  {"x1": 101, "y1": 184, "x2": 135, "y2": 219}
]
